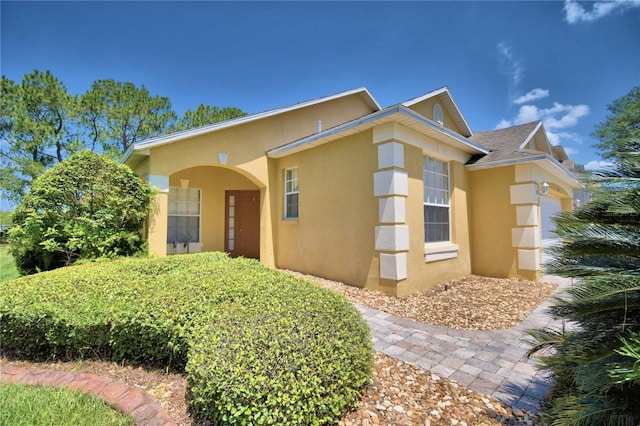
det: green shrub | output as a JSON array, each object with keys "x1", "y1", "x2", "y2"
[
  {"x1": 187, "y1": 280, "x2": 373, "y2": 425},
  {"x1": 8, "y1": 150, "x2": 152, "y2": 275},
  {"x1": 0, "y1": 252, "x2": 373, "y2": 424}
]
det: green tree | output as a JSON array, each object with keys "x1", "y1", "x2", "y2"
[
  {"x1": 8, "y1": 150, "x2": 152, "y2": 274},
  {"x1": 0, "y1": 70, "x2": 77, "y2": 203},
  {"x1": 171, "y1": 104, "x2": 247, "y2": 132},
  {"x1": 77, "y1": 79, "x2": 176, "y2": 157},
  {"x1": 527, "y1": 87, "x2": 640, "y2": 425}
]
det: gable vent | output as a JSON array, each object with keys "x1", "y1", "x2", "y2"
[{"x1": 433, "y1": 103, "x2": 444, "y2": 125}]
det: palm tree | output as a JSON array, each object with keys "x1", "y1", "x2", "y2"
[{"x1": 527, "y1": 87, "x2": 640, "y2": 425}]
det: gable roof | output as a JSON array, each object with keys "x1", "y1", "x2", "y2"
[
  {"x1": 268, "y1": 104, "x2": 488, "y2": 159},
  {"x1": 122, "y1": 87, "x2": 381, "y2": 164},
  {"x1": 466, "y1": 120, "x2": 582, "y2": 188},
  {"x1": 401, "y1": 87, "x2": 473, "y2": 137},
  {"x1": 467, "y1": 121, "x2": 545, "y2": 165}
]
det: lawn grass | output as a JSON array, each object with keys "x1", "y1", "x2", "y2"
[
  {"x1": 0, "y1": 245, "x2": 20, "y2": 283},
  {"x1": 0, "y1": 383, "x2": 133, "y2": 426}
]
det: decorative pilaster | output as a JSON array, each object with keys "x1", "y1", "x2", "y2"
[
  {"x1": 374, "y1": 141, "x2": 408, "y2": 281},
  {"x1": 510, "y1": 179, "x2": 540, "y2": 271}
]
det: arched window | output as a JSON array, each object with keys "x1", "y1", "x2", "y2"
[{"x1": 433, "y1": 103, "x2": 444, "y2": 125}]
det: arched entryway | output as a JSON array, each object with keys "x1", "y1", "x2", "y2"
[{"x1": 167, "y1": 165, "x2": 262, "y2": 259}]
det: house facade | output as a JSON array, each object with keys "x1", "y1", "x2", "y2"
[{"x1": 123, "y1": 87, "x2": 583, "y2": 296}]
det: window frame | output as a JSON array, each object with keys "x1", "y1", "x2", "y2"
[
  {"x1": 167, "y1": 186, "x2": 201, "y2": 243},
  {"x1": 433, "y1": 103, "x2": 444, "y2": 125},
  {"x1": 284, "y1": 168, "x2": 299, "y2": 220},
  {"x1": 423, "y1": 155, "x2": 451, "y2": 244}
]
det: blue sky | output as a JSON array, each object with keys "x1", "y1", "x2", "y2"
[{"x1": 1, "y1": 1, "x2": 639, "y2": 173}]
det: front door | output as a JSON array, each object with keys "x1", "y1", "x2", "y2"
[{"x1": 225, "y1": 190, "x2": 260, "y2": 259}]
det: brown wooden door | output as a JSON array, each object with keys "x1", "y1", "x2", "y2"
[{"x1": 225, "y1": 190, "x2": 260, "y2": 259}]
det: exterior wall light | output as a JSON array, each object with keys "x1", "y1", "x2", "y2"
[{"x1": 538, "y1": 181, "x2": 550, "y2": 196}]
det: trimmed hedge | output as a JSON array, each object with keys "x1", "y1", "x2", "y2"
[{"x1": 0, "y1": 252, "x2": 373, "y2": 424}]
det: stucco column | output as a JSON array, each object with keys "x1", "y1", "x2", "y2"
[
  {"x1": 146, "y1": 175, "x2": 169, "y2": 257},
  {"x1": 373, "y1": 141, "x2": 409, "y2": 282},
  {"x1": 511, "y1": 164, "x2": 542, "y2": 280}
]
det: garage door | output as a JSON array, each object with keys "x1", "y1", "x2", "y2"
[
  {"x1": 540, "y1": 197, "x2": 563, "y2": 267},
  {"x1": 540, "y1": 196, "x2": 562, "y2": 240}
]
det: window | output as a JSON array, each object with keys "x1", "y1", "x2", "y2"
[
  {"x1": 284, "y1": 168, "x2": 299, "y2": 219},
  {"x1": 167, "y1": 187, "x2": 200, "y2": 243},
  {"x1": 433, "y1": 103, "x2": 444, "y2": 125},
  {"x1": 423, "y1": 156, "x2": 450, "y2": 243}
]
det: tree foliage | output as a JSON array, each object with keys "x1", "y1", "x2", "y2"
[
  {"x1": 8, "y1": 150, "x2": 153, "y2": 275},
  {"x1": 0, "y1": 71, "x2": 78, "y2": 203},
  {"x1": 77, "y1": 79, "x2": 176, "y2": 156},
  {"x1": 527, "y1": 86, "x2": 640, "y2": 425},
  {"x1": 170, "y1": 104, "x2": 246, "y2": 132},
  {"x1": 1, "y1": 70, "x2": 246, "y2": 204}
]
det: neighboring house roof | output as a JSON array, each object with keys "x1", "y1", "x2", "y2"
[
  {"x1": 267, "y1": 104, "x2": 489, "y2": 159},
  {"x1": 401, "y1": 87, "x2": 473, "y2": 137},
  {"x1": 122, "y1": 87, "x2": 381, "y2": 164},
  {"x1": 551, "y1": 145, "x2": 569, "y2": 162}
]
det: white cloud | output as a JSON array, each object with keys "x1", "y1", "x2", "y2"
[
  {"x1": 563, "y1": 146, "x2": 579, "y2": 155},
  {"x1": 497, "y1": 42, "x2": 524, "y2": 101},
  {"x1": 496, "y1": 101, "x2": 590, "y2": 149},
  {"x1": 546, "y1": 131, "x2": 560, "y2": 145},
  {"x1": 513, "y1": 88, "x2": 550, "y2": 104},
  {"x1": 556, "y1": 131, "x2": 584, "y2": 144},
  {"x1": 511, "y1": 102, "x2": 590, "y2": 130},
  {"x1": 563, "y1": 0, "x2": 640, "y2": 24},
  {"x1": 585, "y1": 160, "x2": 615, "y2": 170},
  {"x1": 543, "y1": 103, "x2": 590, "y2": 129},
  {"x1": 494, "y1": 119, "x2": 512, "y2": 130}
]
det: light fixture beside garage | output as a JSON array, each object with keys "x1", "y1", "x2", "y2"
[{"x1": 537, "y1": 181, "x2": 550, "y2": 196}]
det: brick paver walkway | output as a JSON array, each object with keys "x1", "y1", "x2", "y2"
[
  {"x1": 357, "y1": 275, "x2": 572, "y2": 413},
  {"x1": 0, "y1": 364, "x2": 177, "y2": 426}
]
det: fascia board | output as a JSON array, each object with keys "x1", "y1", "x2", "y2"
[
  {"x1": 120, "y1": 145, "x2": 135, "y2": 164},
  {"x1": 402, "y1": 87, "x2": 473, "y2": 137},
  {"x1": 518, "y1": 121, "x2": 543, "y2": 149},
  {"x1": 267, "y1": 105, "x2": 489, "y2": 158},
  {"x1": 466, "y1": 153, "x2": 583, "y2": 188},
  {"x1": 129, "y1": 87, "x2": 381, "y2": 152},
  {"x1": 401, "y1": 87, "x2": 449, "y2": 106},
  {"x1": 398, "y1": 106, "x2": 486, "y2": 153}
]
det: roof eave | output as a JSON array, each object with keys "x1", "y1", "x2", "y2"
[
  {"x1": 128, "y1": 87, "x2": 381, "y2": 154},
  {"x1": 466, "y1": 153, "x2": 583, "y2": 188},
  {"x1": 267, "y1": 105, "x2": 489, "y2": 159}
]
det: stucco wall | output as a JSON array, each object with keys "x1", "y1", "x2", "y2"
[
  {"x1": 396, "y1": 145, "x2": 472, "y2": 296},
  {"x1": 140, "y1": 93, "x2": 375, "y2": 260},
  {"x1": 469, "y1": 166, "x2": 519, "y2": 278},
  {"x1": 404, "y1": 98, "x2": 466, "y2": 136},
  {"x1": 272, "y1": 130, "x2": 379, "y2": 288}
]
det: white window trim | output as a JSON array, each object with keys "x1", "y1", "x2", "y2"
[
  {"x1": 423, "y1": 156, "x2": 451, "y2": 243},
  {"x1": 425, "y1": 243, "x2": 459, "y2": 262},
  {"x1": 284, "y1": 168, "x2": 299, "y2": 220},
  {"x1": 167, "y1": 186, "x2": 202, "y2": 244}
]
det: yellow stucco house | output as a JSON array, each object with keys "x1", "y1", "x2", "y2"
[{"x1": 123, "y1": 87, "x2": 583, "y2": 296}]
